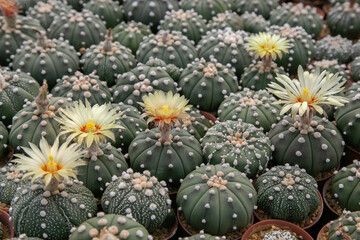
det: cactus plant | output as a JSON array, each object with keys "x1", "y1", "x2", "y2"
[
  {"x1": 81, "y1": 29, "x2": 136, "y2": 87},
  {"x1": 206, "y1": 11, "x2": 244, "y2": 32},
  {"x1": 327, "y1": 211, "x2": 360, "y2": 240},
  {"x1": 269, "y1": 3, "x2": 324, "y2": 38},
  {"x1": 267, "y1": 67, "x2": 348, "y2": 177},
  {"x1": 51, "y1": 72, "x2": 111, "y2": 105},
  {"x1": 177, "y1": 163, "x2": 257, "y2": 235},
  {"x1": 84, "y1": 0, "x2": 123, "y2": 28},
  {"x1": 197, "y1": 28, "x2": 251, "y2": 77},
  {"x1": 112, "y1": 21, "x2": 152, "y2": 55},
  {"x1": 352, "y1": 41, "x2": 360, "y2": 59},
  {"x1": 15, "y1": 0, "x2": 41, "y2": 14},
  {"x1": 0, "y1": 122, "x2": 7, "y2": 160},
  {"x1": 112, "y1": 59, "x2": 178, "y2": 110},
  {"x1": 234, "y1": 0, "x2": 279, "y2": 19},
  {"x1": 327, "y1": 0, "x2": 360, "y2": 40},
  {"x1": 0, "y1": 68, "x2": 40, "y2": 126},
  {"x1": 11, "y1": 31, "x2": 79, "y2": 90},
  {"x1": 351, "y1": 56, "x2": 360, "y2": 82},
  {"x1": 0, "y1": 163, "x2": 27, "y2": 206},
  {"x1": 10, "y1": 137, "x2": 98, "y2": 240},
  {"x1": 181, "y1": 107, "x2": 214, "y2": 141},
  {"x1": 102, "y1": 169, "x2": 171, "y2": 232},
  {"x1": 9, "y1": 83, "x2": 70, "y2": 151},
  {"x1": 178, "y1": 58, "x2": 238, "y2": 112},
  {"x1": 48, "y1": 9, "x2": 107, "y2": 51},
  {"x1": 315, "y1": 35, "x2": 353, "y2": 64},
  {"x1": 64, "y1": 0, "x2": 89, "y2": 11},
  {"x1": 180, "y1": 0, "x2": 230, "y2": 21},
  {"x1": 201, "y1": 120, "x2": 272, "y2": 179},
  {"x1": 242, "y1": 12, "x2": 270, "y2": 34},
  {"x1": 308, "y1": 60, "x2": 348, "y2": 82},
  {"x1": 159, "y1": 9, "x2": 207, "y2": 44},
  {"x1": 0, "y1": 0, "x2": 45, "y2": 66},
  {"x1": 123, "y1": 0, "x2": 179, "y2": 31},
  {"x1": 69, "y1": 213, "x2": 152, "y2": 240},
  {"x1": 137, "y1": 30, "x2": 197, "y2": 69},
  {"x1": 218, "y1": 89, "x2": 281, "y2": 132}
]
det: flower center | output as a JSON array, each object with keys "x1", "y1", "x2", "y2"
[
  {"x1": 81, "y1": 118, "x2": 101, "y2": 133},
  {"x1": 162, "y1": 104, "x2": 169, "y2": 114},
  {"x1": 42, "y1": 155, "x2": 61, "y2": 173},
  {"x1": 302, "y1": 88, "x2": 309, "y2": 95}
]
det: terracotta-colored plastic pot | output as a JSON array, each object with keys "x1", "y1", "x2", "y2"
[
  {"x1": 241, "y1": 219, "x2": 314, "y2": 240},
  {"x1": 199, "y1": 110, "x2": 217, "y2": 124},
  {"x1": 316, "y1": 223, "x2": 329, "y2": 240},
  {"x1": 162, "y1": 214, "x2": 178, "y2": 240},
  {"x1": 254, "y1": 190, "x2": 324, "y2": 230},
  {"x1": 0, "y1": 209, "x2": 14, "y2": 238},
  {"x1": 322, "y1": 177, "x2": 342, "y2": 217}
]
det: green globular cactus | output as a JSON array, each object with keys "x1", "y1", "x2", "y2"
[
  {"x1": 27, "y1": 0, "x2": 71, "y2": 29},
  {"x1": 180, "y1": 0, "x2": 230, "y2": 21},
  {"x1": 15, "y1": 0, "x2": 41, "y2": 14},
  {"x1": 112, "y1": 21, "x2": 152, "y2": 55},
  {"x1": 136, "y1": 30, "x2": 197, "y2": 69},
  {"x1": 327, "y1": 1, "x2": 360, "y2": 40},
  {"x1": 64, "y1": 0, "x2": 89, "y2": 11},
  {"x1": 201, "y1": 120, "x2": 272, "y2": 179},
  {"x1": 69, "y1": 213, "x2": 152, "y2": 240},
  {"x1": 197, "y1": 28, "x2": 251, "y2": 77},
  {"x1": 351, "y1": 56, "x2": 360, "y2": 81},
  {"x1": 11, "y1": 32, "x2": 79, "y2": 90},
  {"x1": 129, "y1": 128, "x2": 203, "y2": 186},
  {"x1": 178, "y1": 58, "x2": 239, "y2": 112},
  {"x1": 234, "y1": 0, "x2": 279, "y2": 19},
  {"x1": 242, "y1": 12, "x2": 270, "y2": 34},
  {"x1": 256, "y1": 164, "x2": 320, "y2": 223},
  {"x1": 327, "y1": 211, "x2": 360, "y2": 240},
  {"x1": 0, "y1": 69, "x2": 40, "y2": 126},
  {"x1": 268, "y1": 24, "x2": 315, "y2": 75},
  {"x1": 179, "y1": 231, "x2": 226, "y2": 240},
  {"x1": 263, "y1": 230, "x2": 298, "y2": 240},
  {"x1": 268, "y1": 116, "x2": 344, "y2": 178},
  {"x1": 81, "y1": 30, "x2": 136, "y2": 87},
  {"x1": 51, "y1": 72, "x2": 111, "y2": 105},
  {"x1": 308, "y1": 60, "x2": 348, "y2": 82},
  {"x1": 84, "y1": 0, "x2": 123, "y2": 29},
  {"x1": 0, "y1": 122, "x2": 7, "y2": 160},
  {"x1": 315, "y1": 35, "x2": 353, "y2": 64},
  {"x1": 269, "y1": 3, "x2": 323, "y2": 38},
  {"x1": 9, "y1": 179, "x2": 98, "y2": 240},
  {"x1": 159, "y1": 9, "x2": 207, "y2": 44},
  {"x1": 177, "y1": 163, "x2": 257, "y2": 235},
  {"x1": 112, "y1": 60, "x2": 178, "y2": 110},
  {"x1": 111, "y1": 103, "x2": 147, "y2": 151},
  {"x1": 352, "y1": 41, "x2": 360, "y2": 59},
  {"x1": 330, "y1": 160, "x2": 360, "y2": 211},
  {"x1": 206, "y1": 11, "x2": 244, "y2": 32},
  {"x1": 181, "y1": 107, "x2": 214, "y2": 141},
  {"x1": 218, "y1": 89, "x2": 281, "y2": 132},
  {"x1": 102, "y1": 169, "x2": 171, "y2": 232},
  {"x1": 48, "y1": 10, "x2": 107, "y2": 51},
  {"x1": 77, "y1": 143, "x2": 128, "y2": 198},
  {"x1": 123, "y1": 0, "x2": 179, "y2": 32}
]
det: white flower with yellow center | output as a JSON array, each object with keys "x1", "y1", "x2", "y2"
[
  {"x1": 267, "y1": 66, "x2": 348, "y2": 120},
  {"x1": 247, "y1": 32, "x2": 290, "y2": 60},
  {"x1": 55, "y1": 100, "x2": 123, "y2": 148},
  {"x1": 12, "y1": 137, "x2": 86, "y2": 189}
]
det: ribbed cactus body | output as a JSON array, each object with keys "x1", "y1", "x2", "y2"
[
  {"x1": 242, "y1": 12, "x2": 269, "y2": 34},
  {"x1": 48, "y1": 10, "x2": 106, "y2": 51},
  {"x1": 328, "y1": 211, "x2": 360, "y2": 240},
  {"x1": 16, "y1": 0, "x2": 41, "y2": 14},
  {"x1": 84, "y1": 0, "x2": 123, "y2": 28},
  {"x1": 0, "y1": 163, "x2": 28, "y2": 205},
  {"x1": 315, "y1": 35, "x2": 353, "y2": 64},
  {"x1": 351, "y1": 56, "x2": 360, "y2": 82},
  {"x1": 180, "y1": 0, "x2": 230, "y2": 20},
  {"x1": 0, "y1": 122, "x2": 7, "y2": 159},
  {"x1": 256, "y1": 164, "x2": 320, "y2": 223},
  {"x1": 218, "y1": 89, "x2": 281, "y2": 132},
  {"x1": 0, "y1": 69, "x2": 40, "y2": 126},
  {"x1": 102, "y1": 169, "x2": 171, "y2": 232},
  {"x1": 10, "y1": 179, "x2": 98, "y2": 240},
  {"x1": 69, "y1": 213, "x2": 152, "y2": 240},
  {"x1": 179, "y1": 232, "x2": 225, "y2": 240},
  {"x1": 269, "y1": 116, "x2": 344, "y2": 177},
  {"x1": 177, "y1": 164, "x2": 257, "y2": 235},
  {"x1": 182, "y1": 107, "x2": 213, "y2": 141},
  {"x1": 201, "y1": 121, "x2": 272, "y2": 179},
  {"x1": 129, "y1": 128, "x2": 203, "y2": 186},
  {"x1": 207, "y1": 11, "x2": 244, "y2": 32},
  {"x1": 65, "y1": 0, "x2": 89, "y2": 11},
  {"x1": 234, "y1": 0, "x2": 279, "y2": 19},
  {"x1": 52, "y1": 72, "x2": 111, "y2": 105},
  {"x1": 352, "y1": 41, "x2": 360, "y2": 59},
  {"x1": 179, "y1": 58, "x2": 238, "y2": 112}
]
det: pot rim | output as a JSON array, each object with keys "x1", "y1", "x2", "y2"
[
  {"x1": 322, "y1": 176, "x2": 342, "y2": 217},
  {"x1": 0, "y1": 208, "x2": 14, "y2": 238}
]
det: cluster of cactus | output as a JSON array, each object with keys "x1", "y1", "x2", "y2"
[
  {"x1": 207, "y1": 11, "x2": 243, "y2": 32},
  {"x1": 256, "y1": 164, "x2": 320, "y2": 223},
  {"x1": 327, "y1": 211, "x2": 360, "y2": 240},
  {"x1": 0, "y1": 122, "x2": 7, "y2": 160},
  {"x1": 180, "y1": 0, "x2": 230, "y2": 21},
  {"x1": 84, "y1": 0, "x2": 123, "y2": 28},
  {"x1": 218, "y1": 89, "x2": 281, "y2": 132},
  {"x1": 351, "y1": 56, "x2": 360, "y2": 81},
  {"x1": 315, "y1": 35, "x2": 353, "y2": 64},
  {"x1": 102, "y1": 169, "x2": 171, "y2": 232},
  {"x1": 177, "y1": 163, "x2": 257, "y2": 235},
  {"x1": 181, "y1": 107, "x2": 214, "y2": 141},
  {"x1": 242, "y1": 12, "x2": 270, "y2": 34},
  {"x1": 178, "y1": 58, "x2": 238, "y2": 112}
]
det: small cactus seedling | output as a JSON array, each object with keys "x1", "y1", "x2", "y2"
[
  {"x1": 48, "y1": 9, "x2": 107, "y2": 51},
  {"x1": 178, "y1": 58, "x2": 238, "y2": 112},
  {"x1": 327, "y1": 211, "x2": 360, "y2": 240},
  {"x1": 102, "y1": 169, "x2": 171, "y2": 232},
  {"x1": 0, "y1": 122, "x2": 7, "y2": 160},
  {"x1": 351, "y1": 56, "x2": 360, "y2": 82},
  {"x1": 256, "y1": 164, "x2": 320, "y2": 223},
  {"x1": 315, "y1": 35, "x2": 353, "y2": 64},
  {"x1": 201, "y1": 120, "x2": 272, "y2": 179},
  {"x1": 0, "y1": 68, "x2": 40, "y2": 126},
  {"x1": 178, "y1": 230, "x2": 226, "y2": 240},
  {"x1": 242, "y1": 12, "x2": 270, "y2": 34},
  {"x1": 177, "y1": 163, "x2": 257, "y2": 235},
  {"x1": 331, "y1": 160, "x2": 360, "y2": 211},
  {"x1": 84, "y1": 0, "x2": 123, "y2": 29},
  {"x1": 206, "y1": 11, "x2": 244, "y2": 32},
  {"x1": 218, "y1": 89, "x2": 281, "y2": 132},
  {"x1": 10, "y1": 137, "x2": 98, "y2": 240},
  {"x1": 51, "y1": 72, "x2": 111, "y2": 105},
  {"x1": 234, "y1": 0, "x2": 279, "y2": 19},
  {"x1": 69, "y1": 212, "x2": 153, "y2": 240},
  {"x1": 180, "y1": 0, "x2": 230, "y2": 20},
  {"x1": 181, "y1": 107, "x2": 214, "y2": 141},
  {"x1": 11, "y1": 31, "x2": 80, "y2": 90},
  {"x1": 81, "y1": 29, "x2": 136, "y2": 87},
  {"x1": 267, "y1": 66, "x2": 348, "y2": 177}
]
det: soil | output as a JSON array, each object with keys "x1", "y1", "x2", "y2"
[
  {"x1": 324, "y1": 188, "x2": 343, "y2": 216},
  {"x1": 318, "y1": 226, "x2": 329, "y2": 240}
]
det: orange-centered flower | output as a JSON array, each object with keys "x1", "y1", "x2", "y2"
[{"x1": 0, "y1": 0, "x2": 19, "y2": 18}]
